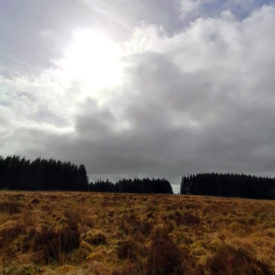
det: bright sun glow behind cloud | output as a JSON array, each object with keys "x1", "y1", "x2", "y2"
[
  {"x1": 59, "y1": 30, "x2": 124, "y2": 90},
  {"x1": 1, "y1": 1, "x2": 275, "y2": 179}
]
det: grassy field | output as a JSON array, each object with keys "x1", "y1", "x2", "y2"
[{"x1": 0, "y1": 191, "x2": 274, "y2": 274}]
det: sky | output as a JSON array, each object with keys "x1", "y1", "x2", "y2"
[{"x1": 1, "y1": 0, "x2": 275, "y2": 192}]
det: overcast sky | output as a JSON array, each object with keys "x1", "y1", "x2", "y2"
[{"x1": 1, "y1": 1, "x2": 275, "y2": 190}]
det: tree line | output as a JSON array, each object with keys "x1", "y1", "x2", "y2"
[
  {"x1": 2, "y1": 156, "x2": 275, "y2": 198},
  {"x1": 180, "y1": 173, "x2": 275, "y2": 199},
  {"x1": 0, "y1": 156, "x2": 88, "y2": 191},
  {"x1": 0, "y1": 156, "x2": 173, "y2": 194},
  {"x1": 89, "y1": 178, "x2": 173, "y2": 194}
]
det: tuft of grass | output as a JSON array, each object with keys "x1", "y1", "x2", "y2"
[
  {"x1": 0, "y1": 202, "x2": 21, "y2": 214},
  {"x1": 116, "y1": 238, "x2": 140, "y2": 261},
  {"x1": 183, "y1": 212, "x2": 200, "y2": 226},
  {"x1": 146, "y1": 225, "x2": 185, "y2": 275},
  {"x1": 113, "y1": 260, "x2": 143, "y2": 275},
  {"x1": 0, "y1": 223, "x2": 26, "y2": 265},
  {"x1": 0, "y1": 223, "x2": 25, "y2": 249},
  {"x1": 30, "y1": 198, "x2": 40, "y2": 205},
  {"x1": 84, "y1": 230, "x2": 107, "y2": 246},
  {"x1": 64, "y1": 210, "x2": 80, "y2": 224},
  {"x1": 140, "y1": 219, "x2": 154, "y2": 235},
  {"x1": 208, "y1": 245, "x2": 271, "y2": 275},
  {"x1": 33, "y1": 221, "x2": 80, "y2": 264}
]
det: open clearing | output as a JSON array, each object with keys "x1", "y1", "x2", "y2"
[{"x1": 0, "y1": 191, "x2": 274, "y2": 274}]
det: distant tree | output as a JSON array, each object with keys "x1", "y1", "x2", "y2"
[
  {"x1": 0, "y1": 155, "x2": 89, "y2": 191},
  {"x1": 89, "y1": 177, "x2": 173, "y2": 194},
  {"x1": 77, "y1": 165, "x2": 89, "y2": 190},
  {"x1": 180, "y1": 173, "x2": 275, "y2": 199}
]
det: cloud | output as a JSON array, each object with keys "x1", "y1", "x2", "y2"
[
  {"x1": 0, "y1": 0, "x2": 95, "y2": 71},
  {"x1": 1, "y1": 3, "x2": 275, "y2": 183},
  {"x1": 180, "y1": 0, "x2": 211, "y2": 20},
  {"x1": 180, "y1": 0, "x2": 274, "y2": 22}
]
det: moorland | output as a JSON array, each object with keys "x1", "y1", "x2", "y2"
[{"x1": 0, "y1": 191, "x2": 274, "y2": 274}]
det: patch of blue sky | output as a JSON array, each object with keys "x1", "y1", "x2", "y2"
[{"x1": 202, "y1": 0, "x2": 274, "y2": 19}]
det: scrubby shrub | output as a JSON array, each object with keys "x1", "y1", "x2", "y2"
[
  {"x1": 60, "y1": 221, "x2": 80, "y2": 253},
  {"x1": 183, "y1": 213, "x2": 200, "y2": 226},
  {"x1": 146, "y1": 211, "x2": 154, "y2": 219},
  {"x1": 108, "y1": 210, "x2": 115, "y2": 217},
  {"x1": 40, "y1": 204, "x2": 53, "y2": 215},
  {"x1": 140, "y1": 220, "x2": 153, "y2": 235},
  {"x1": 1, "y1": 263, "x2": 41, "y2": 275},
  {"x1": 124, "y1": 213, "x2": 139, "y2": 225},
  {"x1": 113, "y1": 260, "x2": 142, "y2": 275},
  {"x1": 64, "y1": 210, "x2": 80, "y2": 224},
  {"x1": 22, "y1": 228, "x2": 36, "y2": 252},
  {"x1": 174, "y1": 210, "x2": 184, "y2": 225},
  {"x1": 208, "y1": 245, "x2": 271, "y2": 275},
  {"x1": 0, "y1": 223, "x2": 25, "y2": 249},
  {"x1": 0, "y1": 223, "x2": 26, "y2": 265},
  {"x1": 0, "y1": 202, "x2": 21, "y2": 214},
  {"x1": 146, "y1": 226, "x2": 185, "y2": 275},
  {"x1": 33, "y1": 226, "x2": 60, "y2": 263},
  {"x1": 166, "y1": 210, "x2": 185, "y2": 225},
  {"x1": 84, "y1": 230, "x2": 107, "y2": 246},
  {"x1": 116, "y1": 239, "x2": 139, "y2": 260},
  {"x1": 22, "y1": 209, "x2": 36, "y2": 227},
  {"x1": 33, "y1": 221, "x2": 80, "y2": 263},
  {"x1": 30, "y1": 199, "x2": 40, "y2": 205},
  {"x1": 81, "y1": 216, "x2": 95, "y2": 228}
]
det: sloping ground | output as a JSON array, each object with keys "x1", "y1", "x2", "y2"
[{"x1": 0, "y1": 191, "x2": 274, "y2": 274}]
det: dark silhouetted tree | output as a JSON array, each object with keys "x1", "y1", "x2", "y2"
[
  {"x1": 180, "y1": 173, "x2": 275, "y2": 199},
  {"x1": 0, "y1": 156, "x2": 89, "y2": 191}
]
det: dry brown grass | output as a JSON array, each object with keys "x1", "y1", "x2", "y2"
[
  {"x1": 0, "y1": 201, "x2": 22, "y2": 214},
  {"x1": 208, "y1": 244, "x2": 271, "y2": 274},
  {"x1": 0, "y1": 191, "x2": 274, "y2": 274},
  {"x1": 146, "y1": 225, "x2": 186, "y2": 274}
]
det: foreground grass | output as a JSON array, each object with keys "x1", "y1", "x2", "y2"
[{"x1": 0, "y1": 191, "x2": 274, "y2": 274}]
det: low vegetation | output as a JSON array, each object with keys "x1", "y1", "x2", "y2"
[{"x1": 0, "y1": 191, "x2": 274, "y2": 274}]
